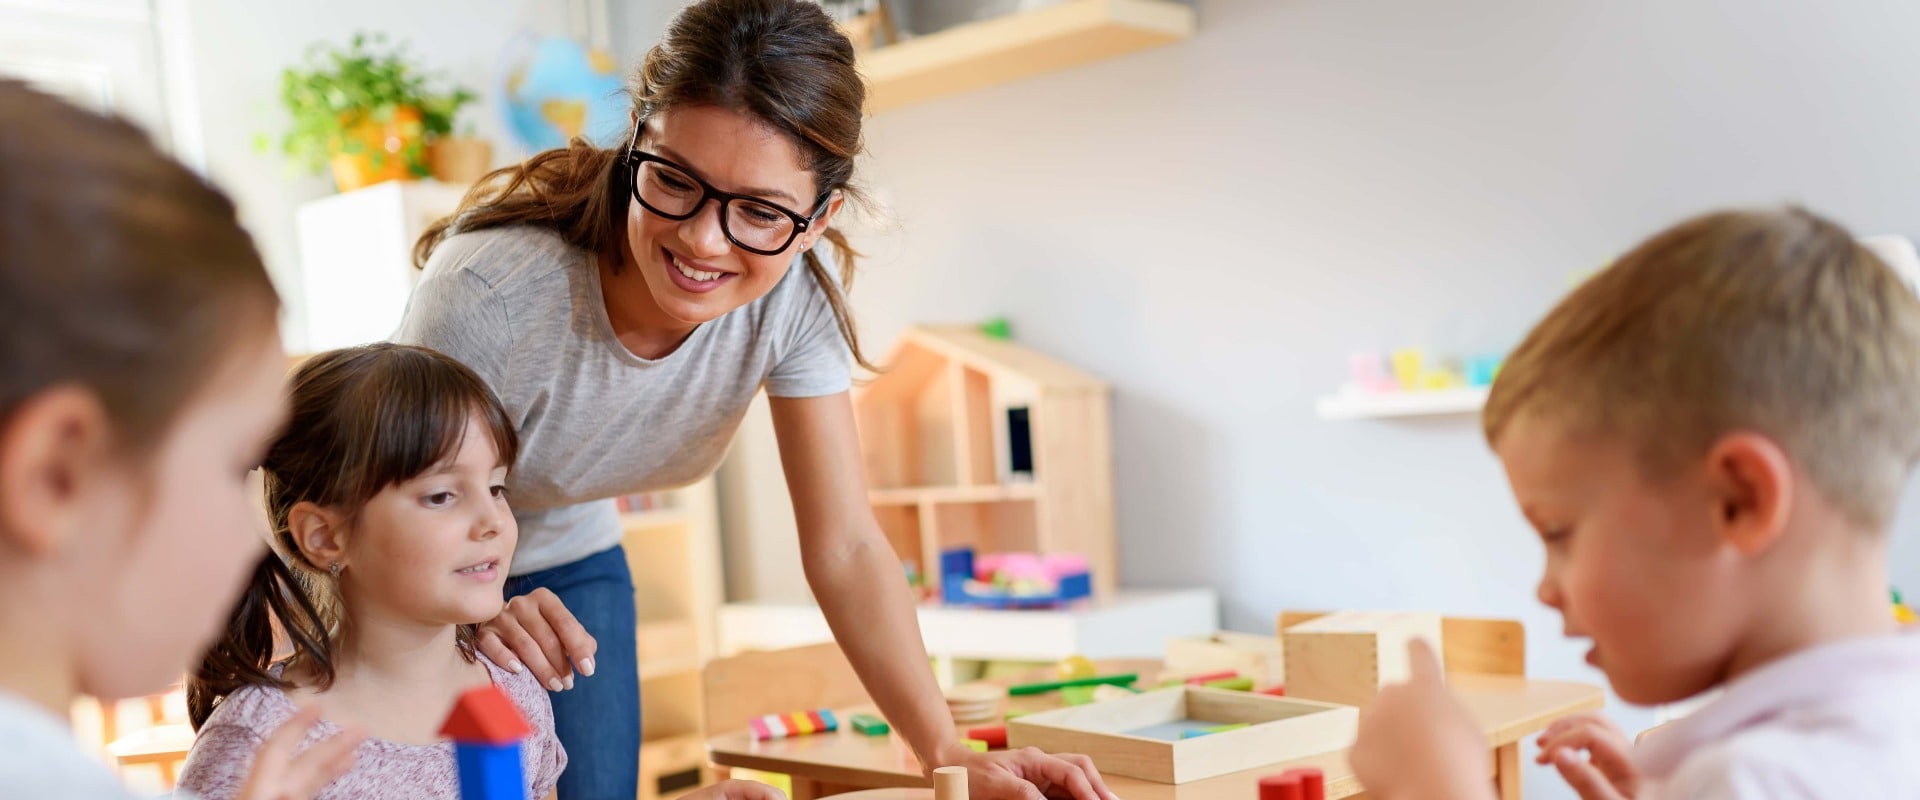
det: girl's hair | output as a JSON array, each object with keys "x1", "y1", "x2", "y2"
[
  {"x1": 188, "y1": 343, "x2": 520, "y2": 729},
  {"x1": 413, "y1": 0, "x2": 876, "y2": 370},
  {"x1": 0, "y1": 80, "x2": 279, "y2": 452}
]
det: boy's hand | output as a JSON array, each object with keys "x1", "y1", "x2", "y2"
[
  {"x1": 479, "y1": 587, "x2": 599, "y2": 692},
  {"x1": 1535, "y1": 712, "x2": 1639, "y2": 800},
  {"x1": 238, "y1": 704, "x2": 363, "y2": 800},
  {"x1": 1348, "y1": 639, "x2": 1493, "y2": 800}
]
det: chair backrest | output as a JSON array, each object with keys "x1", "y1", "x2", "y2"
[
  {"x1": 701, "y1": 642, "x2": 872, "y2": 736},
  {"x1": 1278, "y1": 610, "x2": 1526, "y2": 676}
]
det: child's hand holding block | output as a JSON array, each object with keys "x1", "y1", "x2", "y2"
[{"x1": 1282, "y1": 611, "x2": 1444, "y2": 709}]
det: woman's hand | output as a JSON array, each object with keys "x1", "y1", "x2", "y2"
[
  {"x1": 936, "y1": 744, "x2": 1120, "y2": 800},
  {"x1": 237, "y1": 704, "x2": 363, "y2": 800},
  {"x1": 1535, "y1": 712, "x2": 1640, "y2": 800},
  {"x1": 1348, "y1": 639, "x2": 1491, "y2": 800},
  {"x1": 682, "y1": 779, "x2": 791, "y2": 800},
  {"x1": 477, "y1": 587, "x2": 599, "y2": 692}
]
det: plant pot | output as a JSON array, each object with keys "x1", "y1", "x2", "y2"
[
  {"x1": 327, "y1": 105, "x2": 425, "y2": 192},
  {"x1": 428, "y1": 137, "x2": 493, "y2": 185}
]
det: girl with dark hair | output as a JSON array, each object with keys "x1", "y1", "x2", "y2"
[
  {"x1": 400, "y1": 1, "x2": 1116, "y2": 798},
  {"x1": 178, "y1": 344, "x2": 568, "y2": 799}
]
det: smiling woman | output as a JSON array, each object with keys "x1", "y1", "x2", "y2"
[{"x1": 393, "y1": 2, "x2": 1120, "y2": 800}]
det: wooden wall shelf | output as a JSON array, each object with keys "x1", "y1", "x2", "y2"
[{"x1": 859, "y1": 0, "x2": 1196, "y2": 113}]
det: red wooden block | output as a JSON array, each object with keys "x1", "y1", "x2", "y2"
[
  {"x1": 966, "y1": 724, "x2": 1008, "y2": 749},
  {"x1": 1283, "y1": 768, "x2": 1324, "y2": 800},
  {"x1": 1258, "y1": 774, "x2": 1303, "y2": 800},
  {"x1": 1257, "y1": 685, "x2": 1287, "y2": 697},
  {"x1": 1184, "y1": 670, "x2": 1240, "y2": 686},
  {"x1": 440, "y1": 685, "x2": 531, "y2": 745}
]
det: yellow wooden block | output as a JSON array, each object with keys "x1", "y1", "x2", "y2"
[{"x1": 1283, "y1": 611, "x2": 1444, "y2": 709}]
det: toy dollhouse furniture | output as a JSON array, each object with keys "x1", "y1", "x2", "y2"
[{"x1": 853, "y1": 325, "x2": 1116, "y2": 597}]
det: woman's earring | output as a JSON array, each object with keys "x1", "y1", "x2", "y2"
[{"x1": 329, "y1": 562, "x2": 343, "y2": 578}]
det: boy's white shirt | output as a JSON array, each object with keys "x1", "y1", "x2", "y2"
[
  {"x1": 1636, "y1": 627, "x2": 1920, "y2": 798},
  {"x1": 0, "y1": 689, "x2": 143, "y2": 799}
]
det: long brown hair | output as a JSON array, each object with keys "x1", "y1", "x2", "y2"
[
  {"x1": 0, "y1": 80, "x2": 279, "y2": 453},
  {"x1": 188, "y1": 344, "x2": 521, "y2": 729},
  {"x1": 414, "y1": 0, "x2": 877, "y2": 371}
]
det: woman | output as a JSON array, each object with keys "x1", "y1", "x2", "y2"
[{"x1": 396, "y1": 2, "x2": 1118, "y2": 799}]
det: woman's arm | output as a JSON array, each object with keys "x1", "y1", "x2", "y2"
[{"x1": 770, "y1": 393, "x2": 1117, "y2": 800}]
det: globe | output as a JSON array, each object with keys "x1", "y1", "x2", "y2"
[{"x1": 500, "y1": 35, "x2": 629, "y2": 154}]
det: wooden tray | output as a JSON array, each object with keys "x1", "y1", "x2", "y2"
[{"x1": 1006, "y1": 686, "x2": 1357, "y2": 784}]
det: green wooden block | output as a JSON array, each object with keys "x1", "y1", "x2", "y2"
[
  {"x1": 1203, "y1": 677, "x2": 1254, "y2": 691},
  {"x1": 1179, "y1": 722, "x2": 1250, "y2": 739},
  {"x1": 1060, "y1": 685, "x2": 1098, "y2": 706},
  {"x1": 850, "y1": 713, "x2": 890, "y2": 736},
  {"x1": 1006, "y1": 673, "x2": 1138, "y2": 697},
  {"x1": 964, "y1": 738, "x2": 988, "y2": 752}
]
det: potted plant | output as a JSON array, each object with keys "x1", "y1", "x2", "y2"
[{"x1": 272, "y1": 32, "x2": 476, "y2": 192}]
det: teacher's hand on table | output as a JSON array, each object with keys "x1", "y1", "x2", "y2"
[
  {"x1": 684, "y1": 779, "x2": 791, "y2": 800},
  {"x1": 477, "y1": 587, "x2": 599, "y2": 692},
  {"x1": 939, "y1": 744, "x2": 1121, "y2": 800},
  {"x1": 1348, "y1": 639, "x2": 1490, "y2": 800}
]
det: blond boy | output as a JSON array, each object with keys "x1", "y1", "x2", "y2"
[{"x1": 1349, "y1": 207, "x2": 1920, "y2": 798}]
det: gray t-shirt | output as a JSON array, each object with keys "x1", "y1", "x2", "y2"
[{"x1": 393, "y1": 226, "x2": 851, "y2": 574}]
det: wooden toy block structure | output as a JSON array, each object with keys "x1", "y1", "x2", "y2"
[
  {"x1": 1281, "y1": 611, "x2": 1444, "y2": 709},
  {"x1": 440, "y1": 685, "x2": 530, "y2": 800},
  {"x1": 854, "y1": 325, "x2": 1116, "y2": 596}
]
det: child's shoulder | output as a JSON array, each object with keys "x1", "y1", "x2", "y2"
[
  {"x1": 1658, "y1": 631, "x2": 1920, "y2": 796},
  {"x1": 481, "y1": 651, "x2": 557, "y2": 724},
  {"x1": 196, "y1": 678, "x2": 299, "y2": 738},
  {"x1": 0, "y1": 692, "x2": 138, "y2": 799}
]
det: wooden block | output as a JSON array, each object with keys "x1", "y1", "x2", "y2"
[
  {"x1": 750, "y1": 709, "x2": 839, "y2": 740},
  {"x1": 1006, "y1": 687, "x2": 1357, "y2": 784},
  {"x1": 934, "y1": 765, "x2": 969, "y2": 800},
  {"x1": 851, "y1": 713, "x2": 890, "y2": 736},
  {"x1": 1165, "y1": 631, "x2": 1285, "y2": 687},
  {"x1": 1282, "y1": 611, "x2": 1444, "y2": 709},
  {"x1": 967, "y1": 725, "x2": 1008, "y2": 749}
]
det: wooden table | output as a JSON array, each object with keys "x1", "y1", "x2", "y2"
[{"x1": 706, "y1": 664, "x2": 1603, "y2": 800}]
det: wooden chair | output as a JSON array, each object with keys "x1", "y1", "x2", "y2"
[
  {"x1": 96, "y1": 682, "x2": 193, "y2": 788},
  {"x1": 106, "y1": 723, "x2": 196, "y2": 786},
  {"x1": 701, "y1": 643, "x2": 874, "y2": 800},
  {"x1": 1277, "y1": 610, "x2": 1526, "y2": 676}
]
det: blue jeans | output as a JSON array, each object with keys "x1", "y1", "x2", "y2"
[{"x1": 506, "y1": 545, "x2": 640, "y2": 800}]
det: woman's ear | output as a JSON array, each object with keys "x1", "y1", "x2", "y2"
[
  {"x1": 0, "y1": 385, "x2": 116, "y2": 557},
  {"x1": 806, "y1": 192, "x2": 847, "y2": 249},
  {"x1": 287, "y1": 500, "x2": 348, "y2": 572}
]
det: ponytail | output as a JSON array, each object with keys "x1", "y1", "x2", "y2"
[{"x1": 187, "y1": 551, "x2": 335, "y2": 730}]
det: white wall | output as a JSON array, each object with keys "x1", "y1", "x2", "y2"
[
  {"x1": 175, "y1": 0, "x2": 589, "y2": 349},
  {"x1": 735, "y1": 0, "x2": 1920, "y2": 796}
]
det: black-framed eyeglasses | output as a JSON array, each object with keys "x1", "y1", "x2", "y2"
[{"x1": 623, "y1": 149, "x2": 830, "y2": 256}]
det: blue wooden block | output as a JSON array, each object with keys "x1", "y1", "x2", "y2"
[{"x1": 453, "y1": 741, "x2": 525, "y2": 800}]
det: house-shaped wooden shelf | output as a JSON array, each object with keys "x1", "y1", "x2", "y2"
[{"x1": 855, "y1": 325, "x2": 1115, "y2": 597}]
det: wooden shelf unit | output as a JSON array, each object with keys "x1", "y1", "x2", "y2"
[
  {"x1": 621, "y1": 476, "x2": 722, "y2": 800},
  {"x1": 857, "y1": 0, "x2": 1196, "y2": 113},
  {"x1": 854, "y1": 325, "x2": 1116, "y2": 596}
]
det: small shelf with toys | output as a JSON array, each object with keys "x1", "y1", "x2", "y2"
[
  {"x1": 1315, "y1": 348, "x2": 1501, "y2": 421},
  {"x1": 1314, "y1": 387, "x2": 1488, "y2": 420}
]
